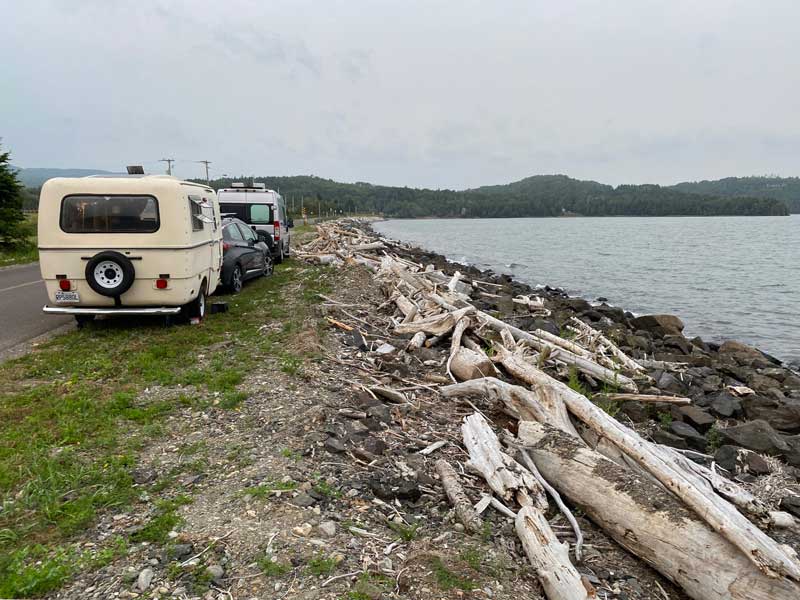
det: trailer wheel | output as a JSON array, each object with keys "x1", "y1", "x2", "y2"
[
  {"x1": 183, "y1": 283, "x2": 207, "y2": 322},
  {"x1": 85, "y1": 251, "x2": 135, "y2": 297}
]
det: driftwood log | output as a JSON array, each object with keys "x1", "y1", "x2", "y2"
[{"x1": 519, "y1": 421, "x2": 800, "y2": 600}]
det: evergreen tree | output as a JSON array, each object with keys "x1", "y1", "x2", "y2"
[{"x1": 0, "y1": 141, "x2": 24, "y2": 247}]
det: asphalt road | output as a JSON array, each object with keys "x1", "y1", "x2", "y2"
[{"x1": 0, "y1": 262, "x2": 71, "y2": 355}]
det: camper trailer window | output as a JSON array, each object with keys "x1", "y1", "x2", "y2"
[
  {"x1": 60, "y1": 195, "x2": 159, "y2": 233},
  {"x1": 190, "y1": 198, "x2": 204, "y2": 231}
]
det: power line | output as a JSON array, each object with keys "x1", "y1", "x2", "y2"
[{"x1": 158, "y1": 158, "x2": 175, "y2": 176}]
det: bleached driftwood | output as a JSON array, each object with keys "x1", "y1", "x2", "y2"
[
  {"x1": 510, "y1": 362, "x2": 800, "y2": 582},
  {"x1": 449, "y1": 348, "x2": 494, "y2": 381},
  {"x1": 532, "y1": 329, "x2": 593, "y2": 359},
  {"x1": 515, "y1": 506, "x2": 593, "y2": 600},
  {"x1": 443, "y1": 377, "x2": 579, "y2": 437},
  {"x1": 394, "y1": 306, "x2": 474, "y2": 336},
  {"x1": 475, "y1": 311, "x2": 638, "y2": 392},
  {"x1": 406, "y1": 331, "x2": 426, "y2": 351},
  {"x1": 446, "y1": 315, "x2": 471, "y2": 383},
  {"x1": 463, "y1": 414, "x2": 590, "y2": 600},
  {"x1": 569, "y1": 317, "x2": 645, "y2": 374},
  {"x1": 462, "y1": 413, "x2": 546, "y2": 511},
  {"x1": 435, "y1": 459, "x2": 483, "y2": 533},
  {"x1": 518, "y1": 421, "x2": 800, "y2": 600},
  {"x1": 601, "y1": 393, "x2": 691, "y2": 405}
]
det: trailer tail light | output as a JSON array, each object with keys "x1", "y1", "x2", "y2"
[
  {"x1": 58, "y1": 279, "x2": 72, "y2": 291},
  {"x1": 273, "y1": 220, "x2": 281, "y2": 241},
  {"x1": 156, "y1": 279, "x2": 168, "y2": 289}
]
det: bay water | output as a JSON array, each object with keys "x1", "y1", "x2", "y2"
[{"x1": 374, "y1": 215, "x2": 800, "y2": 365}]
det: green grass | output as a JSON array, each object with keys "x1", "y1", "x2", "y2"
[
  {"x1": 388, "y1": 520, "x2": 419, "y2": 541},
  {"x1": 428, "y1": 557, "x2": 478, "y2": 591},
  {"x1": 306, "y1": 554, "x2": 338, "y2": 577},
  {"x1": 241, "y1": 479, "x2": 298, "y2": 498},
  {"x1": 130, "y1": 495, "x2": 193, "y2": 543},
  {"x1": 567, "y1": 367, "x2": 588, "y2": 396},
  {"x1": 0, "y1": 260, "x2": 333, "y2": 596},
  {"x1": 258, "y1": 556, "x2": 291, "y2": 577}
]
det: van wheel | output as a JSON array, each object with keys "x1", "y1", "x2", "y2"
[
  {"x1": 75, "y1": 314, "x2": 94, "y2": 328},
  {"x1": 275, "y1": 245, "x2": 284, "y2": 264},
  {"x1": 183, "y1": 285, "x2": 207, "y2": 322},
  {"x1": 230, "y1": 265, "x2": 243, "y2": 293}
]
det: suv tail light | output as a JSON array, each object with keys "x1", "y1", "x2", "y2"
[
  {"x1": 59, "y1": 279, "x2": 72, "y2": 291},
  {"x1": 222, "y1": 241, "x2": 231, "y2": 251},
  {"x1": 273, "y1": 220, "x2": 280, "y2": 241}
]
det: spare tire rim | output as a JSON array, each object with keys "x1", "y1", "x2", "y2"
[{"x1": 94, "y1": 260, "x2": 124, "y2": 289}]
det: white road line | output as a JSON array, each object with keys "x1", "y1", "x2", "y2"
[{"x1": 0, "y1": 280, "x2": 42, "y2": 293}]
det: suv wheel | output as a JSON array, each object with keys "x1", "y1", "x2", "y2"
[
  {"x1": 263, "y1": 255, "x2": 274, "y2": 277},
  {"x1": 275, "y1": 245, "x2": 284, "y2": 264},
  {"x1": 230, "y1": 265, "x2": 243, "y2": 293}
]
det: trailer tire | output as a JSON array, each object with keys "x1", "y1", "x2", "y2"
[
  {"x1": 183, "y1": 282, "x2": 207, "y2": 322},
  {"x1": 85, "y1": 251, "x2": 135, "y2": 297}
]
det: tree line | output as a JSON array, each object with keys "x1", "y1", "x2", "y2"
[
  {"x1": 671, "y1": 176, "x2": 800, "y2": 213},
  {"x1": 200, "y1": 174, "x2": 789, "y2": 218}
]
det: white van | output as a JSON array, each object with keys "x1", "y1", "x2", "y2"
[
  {"x1": 217, "y1": 183, "x2": 292, "y2": 263},
  {"x1": 38, "y1": 175, "x2": 222, "y2": 324}
]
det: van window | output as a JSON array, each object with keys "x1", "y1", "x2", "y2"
[
  {"x1": 219, "y1": 202, "x2": 273, "y2": 224},
  {"x1": 61, "y1": 195, "x2": 159, "y2": 233},
  {"x1": 250, "y1": 204, "x2": 273, "y2": 224}
]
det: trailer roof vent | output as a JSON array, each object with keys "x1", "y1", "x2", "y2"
[{"x1": 126, "y1": 165, "x2": 145, "y2": 174}]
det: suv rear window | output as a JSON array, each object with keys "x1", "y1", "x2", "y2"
[
  {"x1": 61, "y1": 195, "x2": 159, "y2": 233},
  {"x1": 219, "y1": 202, "x2": 273, "y2": 224}
]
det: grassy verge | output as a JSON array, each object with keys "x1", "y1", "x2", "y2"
[
  {"x1": 0, "y1": 260, "x2": 332, "y2": 597},
  {"x1": 0, "y1": 214, "x2": 38, "y2": 267}
]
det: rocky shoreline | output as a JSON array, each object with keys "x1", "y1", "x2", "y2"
[{"x1": 368, "y1": 222, "x2": 800, "y2": 513}]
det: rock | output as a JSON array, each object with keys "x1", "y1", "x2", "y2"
[
  {"x1": 361, "y1": 436, "x2": 388, "y2": 456},
  {"x1": 172, "y1": 543, "x2": 193, "y2": 559},
  {"x1": 719, "y1": 340, "x2": 763, "y2": 359},
  {"x1": 565, "y1": 298, "x2": 592, "y2": 313},
  {"x1": 743, "y1": 451, "x2": 771, "y2": 475},
  {"x1": 291, "y1": 493, "x2": 317, "y2": 508},
  {"x1": 375, "y1": 343, "x2": 397, "y2": 355},
  {"x1": 354, "y1": 580, "x2": 383, "y2": 600},
  {"x1": 206, "y1": 564, "x2": 224, "y2": 582},
  {"x1": 122, "y1": 568, "x2": 138, "y2": 583},
  {"x1": 136, "y1": 568, "x2": 154, "y2": 592},
  {"x1": 530, "y1": 318, "x2": 559, "y2": 336},
  {"x1": 701, "y1": 375, "x2": 723, "y2": 392},
  {"x1": 662, "y1": 334, "x2": 692, "y2": 355},
  {"x1": 714, "y1": 445, "x2": 739, "y2": 472},
  {"x1": 719, "y1": 420, "x2": 794, "y2": 459},
  {"x1": 318, "y1": 521, "x2": 337, "y2": 537},
  {"x1": 132, "y1": 467, "x2": 158, "y2": 485},
  {"x1": 708, "y1": 391, "x2": 742, "y2": 418},
  {"x1": 748, "y1": 373, "x2": 782, "y2": 393},
  {"x1": 625, "y1": 334, "x2": 652, "y2": 352},
  {"x1": 652, "y1": 430, "x2": 688, "y2": 450},
  {"x1": 292, "y1": 523, "x2": 313, "y2": 537},
  {"x1": 784, "y1": 374, "x2": 800, "y2": 389},
  {"x1": 742, "y1": 395, "x2": 800, "y2": 432},
  {"x1": 619, "y1": 401, "x2": 649, "y2": 423},
  {"x1": 630, "y1": 314, "x2": 684, "y2": 336},
  {"x1": 780, "y1": 496, "x2": 800, "y2": 519},
  {"x1": 656, "y1": 372, "x2": 687, "y2": 395},
  {"x1": 366, "y1": 404, "x2": 392, "y2": 424},
  {"x1": 369, "y1": 476, "x2": 421, "y2": 501},
  {"x1": 673, "y1": 405, "x2": 716, "y2": 432},
  {"x1": 669, "y1": 421, "x2": 707, "y2": 451},
  {"x1": 324, "y1": 436, "x2": 346, "y2": 453}
]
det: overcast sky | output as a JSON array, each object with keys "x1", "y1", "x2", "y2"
[{"x1": 2, "y1": 0, "x2": 799, "y2": 188}]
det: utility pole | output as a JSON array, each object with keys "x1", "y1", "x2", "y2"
[
  {"x1": 196, "y1": 160, "x2": 211, "y2": 184},
  {"x1": 159, "y1": 158, "x2": 175, "y2": 176}
]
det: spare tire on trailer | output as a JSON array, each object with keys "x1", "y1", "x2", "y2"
[{"x1": 85, "y1": 251, "x2": 135, "y2": 297}]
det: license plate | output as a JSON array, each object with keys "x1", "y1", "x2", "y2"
[{"x1": 55, "y1": 291, "x2": 80, "y2": 303}]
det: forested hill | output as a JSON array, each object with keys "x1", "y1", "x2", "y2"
[
  {"x1": 670, "y1": 177, "x2": 800, "y2": 213},
  {"x1": 206, "y1": 174, "x2": 789, "y2": 218}
]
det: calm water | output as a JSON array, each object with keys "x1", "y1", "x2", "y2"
[{"x1": 374, "y1": 215, "x2": 800, "y2": 366}]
